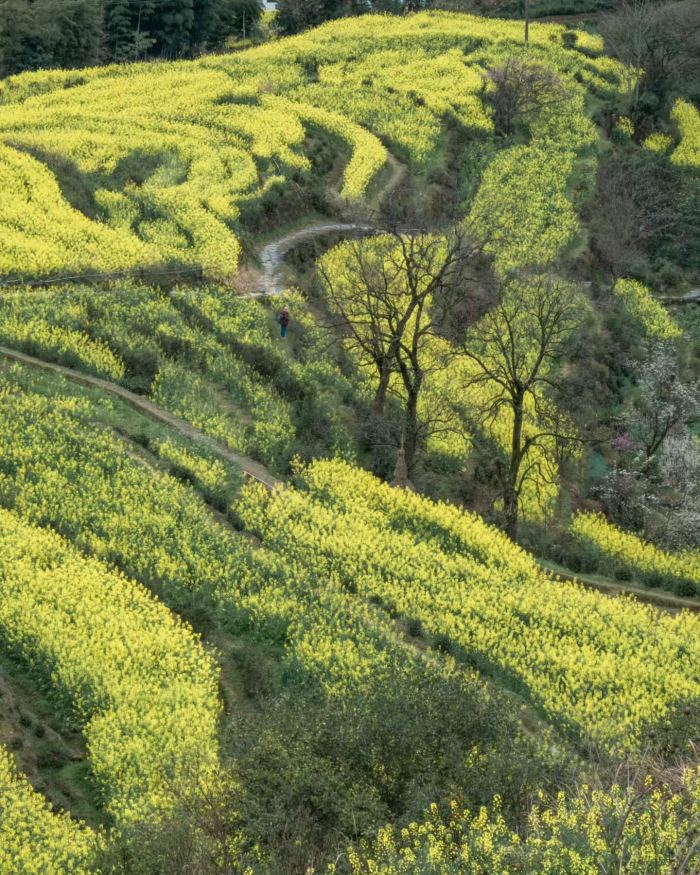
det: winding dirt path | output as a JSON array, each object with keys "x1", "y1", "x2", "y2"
[
  {"x1": 0, "y1": 345, "x2": 279, "y2": 490},
  {"x1": 5, "y1": 140, "x2": 696, "y2": 614},
  {"x1": 251, "y1": 149, "x2": 407, "y2": 297},
  {"x1": 255, "y1": 222, "x2": 376, "y2": 296},
  {"x1": 539, "y1": 559, "x2": 700, "y2": 613},
  {"x1": 367, "y1": 150, "x2": 408, "y2": 213},
  {"x1": 658, "y1": 289, "x2": 700, "y2": 306},
  {"x1": 0, "y1": 148, "x2": 407, "y2": 485}
]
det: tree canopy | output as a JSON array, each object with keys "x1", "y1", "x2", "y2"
[{"x1": 0, "y1": 0, "x2": 263, "y2": 75}]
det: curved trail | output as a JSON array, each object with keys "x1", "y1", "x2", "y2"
[
  {"x1": 658, "y1": 289, "x2": 700, "y2": 306},
  {"x1": 538, "y1": 559, "x2": 700, "y2": 614},
  {"x1": 256, "y1": 222, "x2": 377, "y2": 296},
  {"x1": 0, "y1": 151, "x2": 407, "y2": 485},
  {"x1": 252, "y1": 149, "x2": 407, "y2": 296},
  {"x1": 0, "y1": 345, "x2": 278, "y2": 489},
  {"x1": 367, "y1": 150, "x2": 408, "y2": 213}
]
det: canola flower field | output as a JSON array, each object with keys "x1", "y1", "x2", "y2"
[
  {"x1": 0, "y1": 748, "x2": 97, "y2": 875},
  {"x1": 0, "y1": 283, "x2": 356, "y2": 469},
  {"x1": 0, "y1": 8, "x2": 645, "y2": 520},
  {"x1": 571, "y1": 512, "x2": 700, "y2": 596},
  {"x1": 1, "y1": 9, "x2": 700, "y2": 872},
  {"x1": 239, "y1": 460, "x2": 700, "y2": 753},
  {"x1": 0, "y1": 369, "x2": 700, "y2": 872},
  {"x1": 1, "y1": 363, "x2": 700, "y2": 867},
  {"x1": 0, "y1": 370, "x2": 552, "y2": 867},
  {"x1": 0, "y1": 509, "x2": 221, "y2": 827},
  {"x1": 614, "y1": 279, "x2": 682, "y2": 340},
  {"x1": 340, "y1": 778, "x2": 700, "y2": 874},
  {"x1": 671, "y1": 99, "x2": 700, "y2": 169},
  {"x1": 0, "y1": 12, "x2": 629, "y2": 282}
]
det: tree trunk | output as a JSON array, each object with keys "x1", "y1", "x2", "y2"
[
  {"x1": 403, "y1": 384, "x2": 421, "y2": 475},
  {"x1": 373, "y1": 358, "x2": 393, "y2": 416},
  {"x1": 503, "y1": 492, "x2": 520, "y2": 542},
  {"x1": 504, "y1": 393, "x2": 525, "y2": 542},
  {"x1": 524, "y1": 0, "x2": 530, "y2": 44}
]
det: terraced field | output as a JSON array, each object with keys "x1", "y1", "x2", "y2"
[{"x1": 1, "y1": 8, "x2": 700, "y2": 874}]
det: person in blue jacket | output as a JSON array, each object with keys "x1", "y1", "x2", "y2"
[{"x1": 278, "y1": 306, "x2": 290, "y2": 338}]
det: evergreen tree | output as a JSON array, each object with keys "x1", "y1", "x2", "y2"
[
  {"x1": 152, "y1": 0, "x2": 196, "y2": 58},
  {"x1": 229, "y1": 0, "x2": 264, "y2": 43},
  {"x1": 0, "y1": 0, "x2": 44, "y2": 76},
  {"x1": 0, "y1": 0, "x2": 102, "y2": 76},
  {"x1": 0, "y1": 0, "x2": 262, "y2": 73},
  {"x1": 373, "y1": 0, "x2": 431, "y2": 10},
  {"x1": 192, "y1": 0, "x2": 262, "y2": 51},
  {"x1": 48, "y1": 0, "x2": 103, "y2": 68},
  {"x1": 276, "y1": 0, "x2": 370, "y2": 35},
  {"x1": 104, "y1": 0, "x2": 139, "y2": 61}
]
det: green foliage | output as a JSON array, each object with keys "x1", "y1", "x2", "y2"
[
  {"x1": 0, "y1": 0, "x2": 263, "y2": 75},
  {"x1": 0, "y1": 0, "x2": 102, "y2": 77},
  {"x1": 0, "y1": 371, "x2": 562, "y2": 867},
  {"x1": 1, "y1": 8, "x2": 699, "y2": 872},
  {"x1": 0, "y1": 284, "x2": 357, "y2": 470},
  {"x1": 276, "y1": 0, "x2": 371, "y2": 35},
  {"x1": 613, "y1": 279, "x2": 681, "y2": 341},
  {"x1": 0, "y1": 11, "x2": 628, "y2": 279},
  {"x1": 571, "y1": 512, "x2": 700, "y2": 597}
]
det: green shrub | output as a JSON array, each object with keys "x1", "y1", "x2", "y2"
[{"x1": 673, "y1": 579, "x2": 698, "y2": 598}]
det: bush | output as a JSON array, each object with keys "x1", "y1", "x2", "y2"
[
  {"x1": 119, "y1": 346, "x2": 161, "y2": 393},
  {"x1": 433, "y1": 633, "x2": 454, "y2": 655},
  {"x1": 406, "y1": 618, "x2": 423, "y2": 638},
  {"x1": 644, "y1": 571, "x2": 664, "y2": 589},
  {"x1": 223, "y1": 669, "x2": 563, "y2": 869},
  {"x1": 673, "y1": 579, "x2": 698, "y2": 598}
]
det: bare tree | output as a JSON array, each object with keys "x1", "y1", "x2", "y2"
[
  {"x1": 318, "y1": 227, "x2": 477, "y2": 471},
  {"x1": 601, "y1": 0, "x2": 655, "y2": 111},
  {"x1": 483, "y1": 58, "x2": 570, "y2": 137},
  {"x1": 589, "y1": 151, "x2": 683, "y2": 279},
  {"x1": 602, "y1": 0, "x2": 700, "y2": 115},
  {"x1": 643, "y1": 1, "x2": 700, "y2": 98},
  {"x1": 460, "y1": 272, "x2": 584, "y2": 541}
]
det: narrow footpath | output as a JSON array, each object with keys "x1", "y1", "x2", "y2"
[
  {"x1": 3, "y1": 342, "x2": 699, "y2": 614},
  {"x1": 0, "y1": 345, "x2": 278, "y2": 490},
  {"x1": 252, "y1": 148, "x2": 407, "y2": 296},
  {"x1": 256, "y1": 222, "x2": 376, "y2": 296}
]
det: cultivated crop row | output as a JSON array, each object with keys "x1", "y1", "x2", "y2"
[{"x1": 240, "y1": 459, "x2": 700, "y2": 753}]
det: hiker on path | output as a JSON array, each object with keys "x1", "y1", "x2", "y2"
[{"x1": 278, "y1": 306, "x2": 290, "y2": 338}]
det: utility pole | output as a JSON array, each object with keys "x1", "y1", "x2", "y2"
[
  {"x1": 242, "y1": 9, "x2": 247, "y2": 46},
  {"x1": 524, "y1": 0, "x2": 530, "y2": 44}
]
